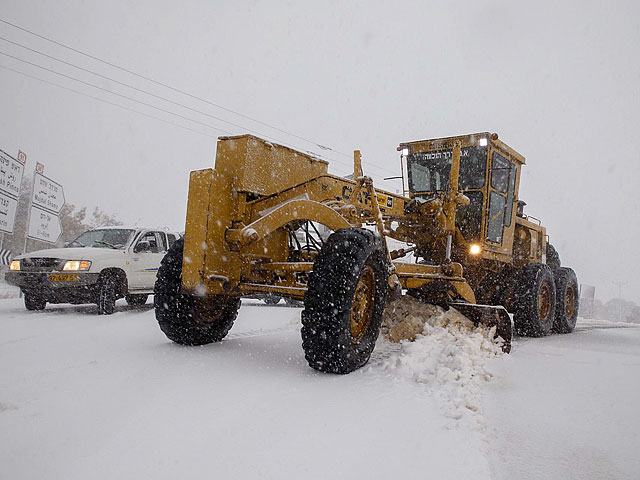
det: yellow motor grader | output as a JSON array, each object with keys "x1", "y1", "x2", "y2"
[{"x1": 154, "y1": 132, "x2": 579, "y2": 373}]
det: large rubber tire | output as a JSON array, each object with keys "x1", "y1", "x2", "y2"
[
  {"x1": 547, "y1": 243, "x2": 561, "y2": 270},
  {"x1": 514, "y1": 263, "x2": 556, "y2": 337},
  {"x1": 97, "y1": 274, "x2": 118, "y2": 315},
  {"x1": 263, "y1": 295, "x2": 281, "y2": 305},
  {"x1": 301, "y1": 228, "x2": 388, "y2": 374},
  {"x1": 24, "y1": 291, "x2": 46, "y2": 311},
  {"x1": 155, "y1": 238, "x2": 240, "y2": 345},
  {"x1": 284, "y1": 297, "x2": 304, "y2": 307},
  {"x1": 552, "y1": 267, "x2": 579, "y2": 333},
  {"x1": 125, "y1": 294, "x2": 149, "y2": 306}
]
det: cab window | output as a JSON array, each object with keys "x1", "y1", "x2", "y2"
[
  {"x1": 504, "y1": 163, "x2": 518, "y2": 227},
  {"x1": 407, "y1": 146, "x2": 487, "y2": 193},
  {"x1": 491, "y1": 152, "x2": 510, "y2": 193},
  {"x1": 167, "y1": 233, "x2": 177, "y2": 248},
  {"x1": 136, "y1": 231, "x2": 162, "y2": 253},
  {"x1": 158, "y1": 232, "x2": 168, "y2": 252},
  {"x1": 487, "y1": 192, "x2": 506, "y2": 243}
]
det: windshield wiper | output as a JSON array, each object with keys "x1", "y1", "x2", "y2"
[{"x1": 94, "y1": 241, "x2": 118, "y2": 249}]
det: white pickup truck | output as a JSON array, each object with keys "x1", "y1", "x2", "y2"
[{"x1": 7, "y1": 227, "x2": 181, "y2": 314}]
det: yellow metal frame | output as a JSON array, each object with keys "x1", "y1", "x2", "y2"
[{"x1": 182, "y1": 133, "x2": 544, "y2": 308}]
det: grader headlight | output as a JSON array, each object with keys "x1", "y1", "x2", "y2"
[{"x1": 469, "y1": 244, "x2": 482, "y2": 255}]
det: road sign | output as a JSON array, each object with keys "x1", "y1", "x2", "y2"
[
  {"x1": 35, "y1": 162, "x2": 44, "y2": 174},
  {"x1": 0, "y1": 150, "x2": 25, "y2": 199},
  {"x1": 17, "y1": 150, "x2": 27, "y2": 165},
  {"x1": 0, "y1": 249, "x2": 11, "y2": 265},
  {"x1": 32, "y1": 173, "x2": 65, "y2": 214},
  {"x1": 0, "y1": 192, "x2": 18, "y2": 234},
  {"x1": 27, "y1": 205, "x2": 62, "y2": 244}
]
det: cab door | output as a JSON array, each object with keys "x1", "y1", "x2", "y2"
[
  {"x1": 486, "y1": 151, "x2": 518, "y2": 255},
  {"x1": 129, "y1": 231, "x2": 168, "y2": 290}
]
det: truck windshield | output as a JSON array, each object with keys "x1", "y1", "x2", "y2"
[
  {"x1": 407, "y1": 146, "x2": 487, "y2": 193},
  {"x1": 69, "y1": 229, "x2": 135, "y2": 249}
]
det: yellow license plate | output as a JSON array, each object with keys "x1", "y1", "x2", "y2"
[{"x1": 49, "y1": 273, "x2": 80, "y2": 282}]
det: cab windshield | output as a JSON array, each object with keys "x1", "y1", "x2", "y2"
[
  {"x1": 69, "y1": 229, "x2": 135, "y2": 249},
  {"x1": 407, "y1": 146, "x2": 487, "y2": 192},
  {"x1": 407, "y1": 146, "x2": 487, "y2": 242}
]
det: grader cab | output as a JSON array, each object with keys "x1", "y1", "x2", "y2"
[
  {"x1": 400, "y1": 133, "x2": 578, "y2": 337},
  {"x1": 154, "y1": 132, "x2": 578, "y2": 373}
]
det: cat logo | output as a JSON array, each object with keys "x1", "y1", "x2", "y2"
[{"x1": 376, "y1": 193, "x2": 393, "y2": 208}]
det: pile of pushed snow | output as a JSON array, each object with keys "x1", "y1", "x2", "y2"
[{"x1": 370, "y1": 295, "x2": 505, "y2": 427}]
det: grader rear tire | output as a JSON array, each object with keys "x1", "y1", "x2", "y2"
[
  {"x1": 514, "y1": 263, "x2": 556, "y2": 337},
  {"x1": 154, "y1": 238, "x2": 240, "y2": 345},
  {"x1": 547, "y1": 243, "x2": 561, "y2": 270},
  {"x1": 552, "y1": 267, "x2": 579, "y2": 333},
  {"x1": 301, "y1": 228, "x2": 388, "y2": 374}
]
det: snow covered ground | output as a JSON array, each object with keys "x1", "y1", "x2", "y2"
[{"x1": 1, "y1": 298, "x2": 639, "y2": 479}]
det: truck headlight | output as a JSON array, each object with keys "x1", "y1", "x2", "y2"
[
  {"x1": 63, "y1": 260, "x2": 92, "y2": 271},
  {"x1": 469, "y1": 244, "x2": 482, "y2": 255},
  {"x1": 9, "y1": 260, "x2": 20, "y2": 271}
]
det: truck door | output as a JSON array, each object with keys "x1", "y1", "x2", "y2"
[{"x1": 129, "y1": 231, "x2": 168, "y2": 290}]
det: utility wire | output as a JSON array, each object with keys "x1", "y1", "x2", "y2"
[
  {"x1": 0, "y1": 36, "x2": 394, "y2": 179},
  {"x1": 0, "y1": 18, "x2": 347, "y2": 157},
  {"x1": 0, "y1": 51, "x2": 368, "y2": 178},
  {"x1": 0, "y1": 63, "x2": 223, "y2": 139},
  {"x1": 0, "y1": 50, "x2": 331, "y2": 163},
  {"x1": 0, "y1": 35, "x2": 289, "y2": 140},
  {"x1": 0, "y1": 59, "x2": 352, "y2": 177},
  {"x1": 0, "y1": 18, "x2": 400, "y2": 178}
]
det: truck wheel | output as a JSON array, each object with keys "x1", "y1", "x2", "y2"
[
  {"x1": 301, "y1": 228, "x2": 388, "y2": 374},
  {"x1": 97, "y1": 274, "x2": 118, "y2": 315},
  {"x1": 552, "y1": 267, "x2": 579, "y2": 333},
  {"x1": 125, "y1": 294, "x2": 149, "y2": 306},
  {"x1": 155, "y1": 238, "x2": 240, "y2": 345},
  {"x1": 24, "y1": 291, "x2": 46, "y2": 311},
  {"x1": 514, "y1": 263, "x2": 556, "y2": 337}
]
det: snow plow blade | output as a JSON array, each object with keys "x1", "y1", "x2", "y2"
[{"x1": 449, "y1": 302, "x2": 512, "y2": 353}]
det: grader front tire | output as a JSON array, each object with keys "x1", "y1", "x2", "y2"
[
  {"x1": 301, "y1": 228, "x2": 388, "y2": 374},
  {"x1": 154, "y1": 238, "x2": 240, "y2": 346}
]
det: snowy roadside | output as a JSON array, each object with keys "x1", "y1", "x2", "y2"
[
  {"x1": 2, "y1": 296, "x2": 639, "y2": 479},
  {"x1": 0, "y1": 298, "x2": 498, "y2": 480},
  {"x1": 0, "y1": 281, "x2": 20, "y2": 299},
  {"x1": 485, "y1": 320, "x2": 640, "y2": 480}
]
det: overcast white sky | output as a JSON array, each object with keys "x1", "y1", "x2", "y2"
[{"x1": 1, "y1": 0, "x2": 638, "y2": 303}]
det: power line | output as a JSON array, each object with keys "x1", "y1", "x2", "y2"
[
  {"x1": 0, "y1": 17, "x2": 400, "y2": 179},
  {"x1": 0, "y1": 50, "x2": 368, "y2": 179},
  {"x1": 0, "y1": 50, "x2": 242, "y2": 134},
  {"x1": 0, "y1": 17, "x2": 347, "y2": 157},
  {"x1": 0, "y1": 58, "x2": 352, "y2": 177},
  {"x1": 0, "y1": 63, "x2": 222, "y2": 139},
  {"x1": 0, "y1": 34, "x2": 375, "y2": 175},
  {"x1": 0, "y1": 35, "x2": 285, "y2": 139}
]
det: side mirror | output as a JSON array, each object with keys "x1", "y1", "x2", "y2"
[
  {"x1": 134, "y1": 241, "x2": 151, "y2": 253},
  {"x1": 63, "y1": 242, "x2": 71, "y2": 248}
]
